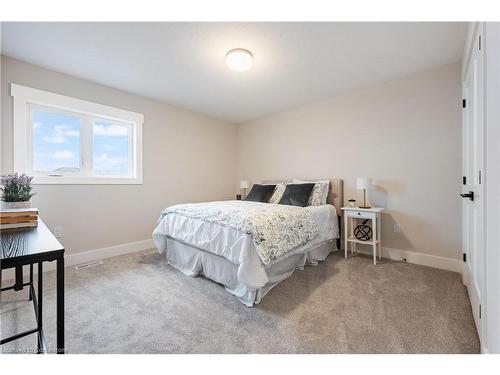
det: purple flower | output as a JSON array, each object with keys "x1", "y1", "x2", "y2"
[{"x1": 1, "y1": 172, "x2": 36, "y2": 202}]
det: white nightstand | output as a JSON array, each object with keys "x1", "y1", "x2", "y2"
[{"x1": 341, "y1": 207, "x2": 384, "y2": 265}]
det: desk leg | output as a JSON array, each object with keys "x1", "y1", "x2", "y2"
[
  {"x1": 56, "y1": 256, "x2": 65, "y2": 354},
  {"x1": 14, "y1": 266, "x2": 23, "y2": 291},
  {"x1": 29, "y1": 264, "x2": 33, "y2": 301},
  {"x1": 37, "y1": 262, "x2": 43, "y2": 353},
  {"x1": 372, "y1": 217, "x2": 377, "y2": 265}
]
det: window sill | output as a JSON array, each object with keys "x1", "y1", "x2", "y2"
[{"x1": 32, "y1": 176, "x2": 143, "y2": 185}]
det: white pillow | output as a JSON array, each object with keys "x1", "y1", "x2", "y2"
[{"x1": 293, "y1": 178, "x2": 330, "y2": 206}]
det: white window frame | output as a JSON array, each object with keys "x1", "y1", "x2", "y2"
[{"x1": 11, "y1": 83, "x2": 143, "y2": 184}]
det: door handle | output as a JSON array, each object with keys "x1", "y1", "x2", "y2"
[{"x1": 460, "y1": 191, "x2": 474, "y2": 201}]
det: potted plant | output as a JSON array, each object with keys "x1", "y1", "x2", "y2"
[{"x1": 1, "y1": 173, "x2": 36, "y2": 209}]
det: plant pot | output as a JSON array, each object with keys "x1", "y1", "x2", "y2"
[{"x1": 1, "y1": 201, "x2": 31, "y2": 210}]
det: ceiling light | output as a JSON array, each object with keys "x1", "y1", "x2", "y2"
[{"x1": 226, "y1": 48, "x2": 253, "y2": 72}]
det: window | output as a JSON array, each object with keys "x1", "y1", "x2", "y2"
[
  {"x1": 12, "y1": 84, "x2": 143, "y2": 184},
  {"x1": 92, "y1": 121, "x2": 131, "y2": 176},
  {"x1": 32, "y1": 109, "x2": 82, "y2": 174}
]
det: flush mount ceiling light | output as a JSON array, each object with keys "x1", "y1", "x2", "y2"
[{"x1": 226, "y1": 48, "x2": 253, "y2": 72}]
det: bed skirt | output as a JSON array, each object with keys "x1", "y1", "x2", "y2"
[{"x1": 164, "y1": 237, "x2": 337, "y2": 306}]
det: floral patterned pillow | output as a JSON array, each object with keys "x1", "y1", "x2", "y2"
[
  {"x1": 308, "y1": 181, "x2": 329, "y2": 205},
  {"x1": 269, "y1": 182, "x2": 287, "y2": 204},
  {"x1": 293, "y1": 179, "x2": 330, "y2": 206}
]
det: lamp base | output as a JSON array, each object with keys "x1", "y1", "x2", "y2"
[{"x1": 360, "y1": 189, "x2": 371, "y2": 209}]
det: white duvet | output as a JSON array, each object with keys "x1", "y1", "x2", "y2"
[
  {"x1": 159, "y1": 200, "x2": 321, "y2": 265},
  {"x1": 152, "y1": 200, "x2": 338, "y2": 289}
]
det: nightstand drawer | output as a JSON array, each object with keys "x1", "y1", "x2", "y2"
[{"x1": 346, "y1": 211, "x2": 373, "y2": 219}]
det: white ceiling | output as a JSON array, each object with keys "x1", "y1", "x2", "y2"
[{"x1": 1, "y1": 22, "x2": 467, "y2": 123}]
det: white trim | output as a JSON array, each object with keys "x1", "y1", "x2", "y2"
[
  {"x1": 11, "y1": 83, "x2": 143, "y2": 185},
  {"x1": 66, "y1": 239, "x2": 154, "y2": 267},
  {"x1": 354, "y1": 246, "x2": 461, "y2": 273},
  {"x1": 462, "y1": 22, "x2": 480, "y2": 81},
  {"x1": 483, "y1": 22, "x2": 500, "y2": 354},
  {"x1": 1, "y1": 239, "x2": 155, "y2": 282},
  {"x1": 11, "y1": 84, "x2": 144, "y2": 126}
]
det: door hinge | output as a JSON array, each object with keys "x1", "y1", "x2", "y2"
[
  {"x1": 463, "y1": 176, "x2": 467, "y2": 185},
  {"x1": 463, "y1": 253, "x2": 467, "y2": 262},
  {"x1": 462, "y1": 99, "x2": 466, "y2": 108},
  {"x1": 479, "y1": 170, "x2": 482, "y2": 184},
  {"x1": 479, "y1": 35, "x2": 482, "y2": 51},
  {"x1": 479, "y1": 304, "x2": 482, "y2": 319}
]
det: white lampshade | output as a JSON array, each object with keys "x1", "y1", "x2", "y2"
[
  {"x1": 240, "y1": 180, "x2": 250, "y2": 189},
  {"x1": 356, "y1": 177, "x2": 372, "y2": 190}
]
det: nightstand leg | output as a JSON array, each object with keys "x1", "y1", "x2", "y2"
[
  {"x1": 378, "y1": 216, "x2": 382, "y2": 260},
  {"x1": 344, "y1": 214, "x2": 348, "y2": 259},
  {"x1": 351, "y1": 218, "x2": 356, "y2": 254},
  {"x1": 372, "y1": 216, "x2": 377, "y2": 265}
]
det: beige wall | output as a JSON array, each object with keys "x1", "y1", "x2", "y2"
[
  {"x1": 1, "y1": 56, "x2": 237, "y2": 255},
  {"x1": 1, "y1": 56, "x2": 462, "y2": 261},
  {"x1": 237, "y1": 63, "x2": 462, "y2": 260}
]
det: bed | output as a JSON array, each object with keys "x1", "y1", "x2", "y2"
[{"x1": 152, "y1": 179, "x2": 343, "y2": 306}]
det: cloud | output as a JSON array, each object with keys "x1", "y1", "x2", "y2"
[
  {"x1": 64, "y1": 130, "x2": 80, "y2": 137},
  {"x1": 43, "y1": 135, "x2": 67, "y2": 144},
  {"x1": 54, "y1": 124, "x2": 69, "y2": 132},
  {"x1": 52, "y1": 150, "x2": 75, "y2": 160},
  {"x1": 94, "y1": 153, "x2": 128, "y2": 174},
  {"x1": 94, "y1": 124, "x2": 128, "y2": 137},
  {"x1": 55, "y1": 125, "x2": 79, "y2": 137},
  {"x1": 42, "y1": 124, "x2": 79, "y2": 143},
  {"x1": 33, "y1": 122, "x2": 42, "y2": 132}
]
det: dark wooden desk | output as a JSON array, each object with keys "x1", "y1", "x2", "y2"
[{"x1": 0, "y1": 219, "x2": 65, "y2": 354}]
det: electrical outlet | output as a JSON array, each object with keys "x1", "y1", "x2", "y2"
[
  {"x1": 53, "y1": 226, "x2": 63, "y2": 238},
  {"x1": 393, "y1": 223, "x2": 401, "y2": 233}
]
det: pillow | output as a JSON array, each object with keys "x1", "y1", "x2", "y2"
[
  {"x1": 245, "y1": 184, "x2": 277, "y2": 202},
  {"x1": 278, "y1": 183, "x2": 315, "y2": 207},
  {"x1": 293, "y1": 179, "x2": 330, "y2": 206},
  {"x1": 268, "y1": 182, "x2": 287, "y2": 204}
]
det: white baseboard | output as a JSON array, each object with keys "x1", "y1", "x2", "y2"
[
  {"x1": 2, "y1": 239, "x2": 461, "y2": 282},
  {"x1": 353, "y1": 245, "x2": 462, "y2": 273},
  {"x1": 461, "y1": 261, "x2": 469, "y2": 285},
  {"x1": 1, "y1": 239, "x2": 155, "y2": 282},
  {"x1": 66, "y1": 239, "x2": 155, "y2": 268}
]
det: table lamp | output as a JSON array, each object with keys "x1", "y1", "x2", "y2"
[{"x1": 356, "y1": 177, "x2": 372, "y2": 208}]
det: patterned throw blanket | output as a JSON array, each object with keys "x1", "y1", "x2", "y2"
[{"x1": 161, "y1": 201, "x2": 319, "y2": 266}]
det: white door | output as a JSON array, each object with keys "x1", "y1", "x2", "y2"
[{"x1": 462, "y1": 26, "x2": 485, "y2": 337}]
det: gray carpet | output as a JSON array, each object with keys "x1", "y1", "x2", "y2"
[{"x1": 1, "y1": 250, "x2": 479, "y2": 354}]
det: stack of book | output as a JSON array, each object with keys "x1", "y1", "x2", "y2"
[{"x1": 0, "y1": 208, "x2": 39, "y2": 229}]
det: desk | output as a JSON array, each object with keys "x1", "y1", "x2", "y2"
[{"x1": 1, "y1": 218, "x2": 64, "y2": 353}]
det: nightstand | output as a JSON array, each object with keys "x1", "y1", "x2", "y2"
[{"x1": 341, "y1": 207, "x2": 384, "y2": 265}]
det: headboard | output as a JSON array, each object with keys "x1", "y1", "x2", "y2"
[
  {"x1": 261, "y1": 179, "x2": 344, "y2": 216},
  {"x1": 327, "y1": 178, "x2": 344, "y2": 216}
]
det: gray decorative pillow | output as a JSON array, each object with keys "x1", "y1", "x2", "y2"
[
  {"x1": 293, "y1": 179, "x2": 330, "y2": 206},
  {"x1": 278, "y1": 183, "x2": 315, "y2": 207},
  {"x1": 269, "y1": 183, "x2": 286, "y2": 204}
]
